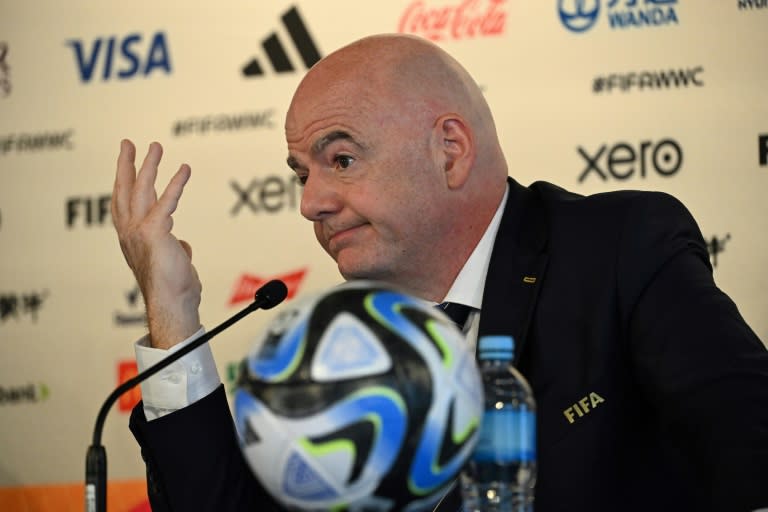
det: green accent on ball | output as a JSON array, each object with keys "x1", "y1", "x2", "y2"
[
  {"x1": 271, "y1": 333, "x2": 307, "y2": 382},
  {"x1": 451, "y1": 414, "x2": 479, "y2": 445},
  {"x1": 354, "y1": 387, "x2": 407, "y2": 459},
  {"x1": 363, "y1": 292, "x2": 385, "y2": 326},
  {"x1": 407, "y1": 413, "x2": 480, "y2": 496},
  {"x1": 298, "y1": 387, "x2": 408, "y2": 506},
  {"x1": 353, "y1": 385, "x2": 407, "y2": 415},
  {"x1": 364, "y1": 292, "x2": 448, "y2": 369},
  {"x1": 425, "y1": 319, "x2": 453, "y2": 369},
  {"x1": 408, "y1": 474, "x2": 433, "y2": 496},
  {"x1": 299, "y1": 436, "x2": 356, "y2": 459},
  {"x1": 364, "y1": 292, "x2": 412, "y2": 339}
]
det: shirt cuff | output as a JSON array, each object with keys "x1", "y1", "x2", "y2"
[{"x1": 134, "y1": 327, "x2": 221, "y2": 421}]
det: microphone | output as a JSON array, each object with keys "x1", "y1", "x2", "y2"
[{"x1": 84, "y1": 279, "x2": 288, "y2": 512}]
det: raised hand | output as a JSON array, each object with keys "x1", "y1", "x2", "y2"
[{"x1": 111, "y1": 140, "x2": 202, "y2": 349}]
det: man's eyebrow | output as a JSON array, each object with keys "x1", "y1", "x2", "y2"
[
  {"x1": 287, "y1": 130, "x2": 367, "y2": 171},
  {"x1": 311, "y1": 130, "x2": 366, "y2": 155}
]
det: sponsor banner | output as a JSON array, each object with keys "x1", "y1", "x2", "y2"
[
  {"x1": 0, "y1": 480, "x2": 149, "y2": 512},
  {"x1": 117, "y1": 360, "x2": 141, "y2": 413},
  {"x1": 66, "y1": 31, "x2": 171, "y2": 83},
  {"x1": 0, "y1": 291, "x2": 48, "y2": 323},
  {"x1": 0, "y1": 383, "x2": 49, "y2": 405},
  {"x1": 558, "y1": 0, "x2": 680, "y2": 33},
  {"x1": 114, "y1": 285, "x2": 146, "y2": 327},
  {"x1": 738, "y1": 0, "x2": 767, "y2": 9},
  {"x1": 230, "y1": 174, "x2": 302, "y2": 216},
  {"x1": 229, "y1": 268, "x2": 307, "y2": 306},
  {"x1": 706, "y1": 234, "x2": 731, "y2": 269},
  {"x1": 242, "y1": 6, "x2": 321, "y2": 77},
  {"x1": 0, "y1": 42, "x2": 9, "y2": 97},
  {"x1": 592, "y1": 67, "x2": 704, "y2": 94},
  {"x1": 397, "y1": 0, "x2": 508, "y2": 41},
  {"x1": 226, "y1": 360, "x2": 240, "y2": 394},
  {"x1": 171, "y1": 110, "x2": 275, "y2": 137},
  {"x1": 577, "y1": 138, "x2": 683, "y2": 183},
  {"x1": 66, "y1": 194, "x2": 112, "y2": 228},
  {"x1": 0, "y1": 131, "x2": 74, "y2": 155}
]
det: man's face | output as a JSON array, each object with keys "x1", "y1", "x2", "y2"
[{"x1": 285, "y1": 80, "x2": 450, "y2": 289}]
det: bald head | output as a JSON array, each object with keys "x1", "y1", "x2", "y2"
[
  {"x1": 288, "y1": 34, "x2": 505, "y2": 173},
  {"x1": 302, "y1": 36, "x2": 486, "y2": 118}
]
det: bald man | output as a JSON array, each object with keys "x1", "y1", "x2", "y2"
[{"x1": 116, "y1": 35, "x2": 768, "y2": 511}]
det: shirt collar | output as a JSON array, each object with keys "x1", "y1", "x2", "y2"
[{"x1": 441, "y1": 183, "x2": 509, "y2": 310}]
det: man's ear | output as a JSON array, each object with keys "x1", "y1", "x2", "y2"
[{"x1": 434, "y1": 114, "x2": 475, "y2": 189}]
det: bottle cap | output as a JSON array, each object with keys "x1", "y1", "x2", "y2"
[{"x1": 478, "y1": 335, "x2": 515, "y2": 360}]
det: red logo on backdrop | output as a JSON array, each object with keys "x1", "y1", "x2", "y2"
[
  {"x1": 129, "y1": 500, "x2": 151, "y2": 512},
  {"x1": 228, "y1": 268, "x2": 307, "y2": 306},
  {"x1": 398, "y1": 0, "x2": 507, "y2": 41},
  {"x1": 117, "y1": 360, "x2": 141, "y2": 412}
]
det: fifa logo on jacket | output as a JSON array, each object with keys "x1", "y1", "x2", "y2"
[{"x1": 563, "y1": 391, "x2": 605, "y2": 424}]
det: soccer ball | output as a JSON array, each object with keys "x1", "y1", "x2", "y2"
[{"x1": 233, "y1": 281, "x2": 483, "y2": 511}]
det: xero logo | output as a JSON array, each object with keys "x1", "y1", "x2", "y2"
[{"x1": 577, "y1": 138, "x2": 683, "y2": 183}]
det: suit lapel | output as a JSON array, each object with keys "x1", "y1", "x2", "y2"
[
  {"x1": 434, "y1": 180, "x2": 550, "y2": 512},
  {"x1": 478, "y1": 178, "x2": 549, "y2": 367}
]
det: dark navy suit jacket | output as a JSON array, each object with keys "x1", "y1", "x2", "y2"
[{"x1": 130, "y1": 178, "x2": 768, "y2": 511}]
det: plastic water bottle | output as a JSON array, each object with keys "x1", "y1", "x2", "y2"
[{"x1": 460, "y1": 335, "x2": 536, "y2": 512}]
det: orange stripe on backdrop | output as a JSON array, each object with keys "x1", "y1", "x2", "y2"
[{"x1": 0, "y1": 480, "x2": 149, "y2": 512}]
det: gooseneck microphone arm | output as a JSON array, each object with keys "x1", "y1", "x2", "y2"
[{"x1": 85, "y1": 279, "x2": 288, "y2": 512}]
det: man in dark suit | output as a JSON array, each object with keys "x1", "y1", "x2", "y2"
[{"x1": 114, "y1": 34, "x2": 768, "y2": 511}]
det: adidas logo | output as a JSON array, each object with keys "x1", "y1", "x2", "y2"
[{"x1": 243, "y1": 6, "x2": 321, "y2": 77}]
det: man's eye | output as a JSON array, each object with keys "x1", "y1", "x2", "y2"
[{"x1": 334, "y1": 155, "x2": 354, "y2": 169}]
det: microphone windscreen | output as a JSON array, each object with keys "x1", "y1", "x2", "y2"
[{"x1": 255, "y1": 280, "x2": 288, "y2": 309}]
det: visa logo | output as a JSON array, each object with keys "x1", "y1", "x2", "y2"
[{"x1": 66, "y1": 31, "x2": 172, "y2": 82}]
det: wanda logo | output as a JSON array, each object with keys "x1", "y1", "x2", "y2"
[{"x1": 398, "y1": 0, "x2": 507, "y2": 41}]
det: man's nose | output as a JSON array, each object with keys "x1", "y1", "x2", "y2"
[{"x1": 299, "y1": 170, "x2": 340, "y2": 221}]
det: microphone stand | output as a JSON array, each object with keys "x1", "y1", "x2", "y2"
[{"x1": 84, "y1": 280, "x2": 287, "y2": 512}]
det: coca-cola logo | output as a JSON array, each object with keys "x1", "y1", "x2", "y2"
[{"x1": 398, "y1": 0, "x2": 507, "y2": 41}]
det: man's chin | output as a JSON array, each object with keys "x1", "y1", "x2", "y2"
[
  {"x1": 339, "y1": 267, "x2": 377, "y2": 282},
  {"x1": 337, "y1": 261, "x2": 388, "y2": 284}
]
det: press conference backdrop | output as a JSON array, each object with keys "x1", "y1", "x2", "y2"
[{"x1": 0, "y1": 1, "x2": 766, "y2": 510}]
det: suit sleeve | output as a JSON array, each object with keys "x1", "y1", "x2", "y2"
[
  {"x1": 129, "y1": 384, "x2": 285, "y2": 511},
  {"x1": 618, "y1": 193, "x2": 768, "y2": 511}
]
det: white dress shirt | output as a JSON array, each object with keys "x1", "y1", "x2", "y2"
[{"x1": 135, "y1": 184, "x2": 510, "y2": 420}]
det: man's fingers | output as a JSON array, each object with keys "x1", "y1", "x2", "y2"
[
  {"x1": 179, "y1": 240, "x2": 193, "y2": 259},
  {"x1": 112, "y1": 139, "x2": 137, "y2": 226},
  {"x1": 113, "y1": 142, "x2": 190, "y2": 252},
  {"x1": 131, "y1": 142, "x2": 163, "y2": 218},
  {"x1": 154, "y1": 163, "x2": 191, "y2": 218}
]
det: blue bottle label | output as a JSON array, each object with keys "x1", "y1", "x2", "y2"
[{"x1": 473, "y1": 408, "x2": 536, "y2": 462}]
